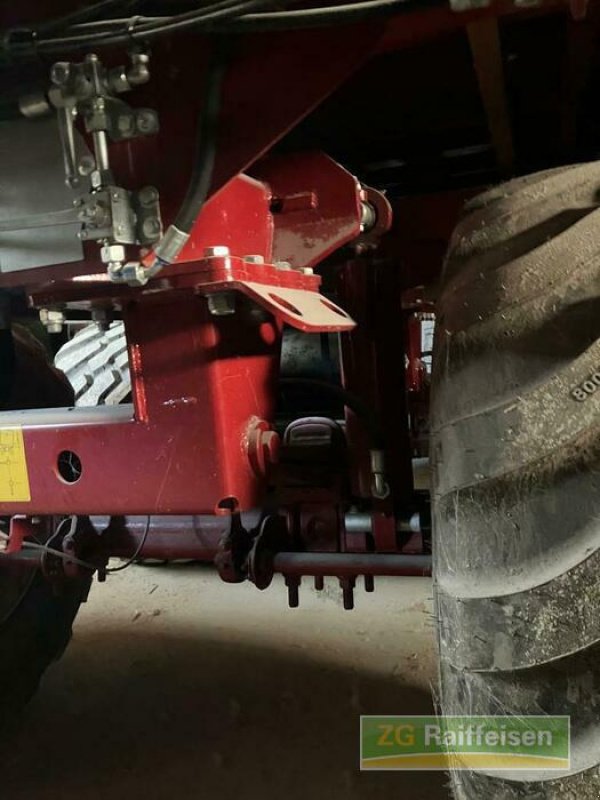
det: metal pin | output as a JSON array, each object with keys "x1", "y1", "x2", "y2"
[
  {"x1": 285, "y1": 575, "x2": 300, "y2": 608},
  {"x1": 339, "y1": 577, "x2": 356, "y2": 610},
  {"x1": 364, "y1": 574, "x2": 375, "y2": 593},
  {"x1": 314, "y1": 575, "x2": 324, "y2": 591}
]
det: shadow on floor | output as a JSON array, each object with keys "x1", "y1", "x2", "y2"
[{"x1": 3, "y1": 626, "x2": 449, "y2": 800}]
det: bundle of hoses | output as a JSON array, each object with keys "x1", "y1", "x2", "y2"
[{"x1": 2, "y1": 0, "x2": 440, "y2": 56}]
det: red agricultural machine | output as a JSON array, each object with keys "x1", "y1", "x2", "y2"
[{"x1": 1, "y1": 1, "x2": 600, "y2": 797}]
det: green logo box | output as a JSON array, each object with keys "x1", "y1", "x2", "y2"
[{"x1": 360, "y1": 715, "x2": 571, "y2": 771}]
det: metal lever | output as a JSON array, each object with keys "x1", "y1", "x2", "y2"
[{"x1": 56, "y1": 102, "x2": 80, "y2": 188}]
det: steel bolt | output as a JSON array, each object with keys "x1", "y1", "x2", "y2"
[
  {"x1": 100, "y1": 244, "x2": 126, "y2": 264},
  {"x1": 91, "y1": 308, "x2": 110, "y2": 331},
  {"x1": 39, "y1": 308, "x2": 65, "y2": 335},
  {"x1": 204, "y1": 246, "x2": 231, "y2": 258},
  {"x1": 339, "y1": 577, "x2": 356, "y2": 610},
  {"x1": 207, "y1": 292, "x2": 236, "y2": 317},
  {"x1": 138, "y1": 186, "x2": 159, "y2": 208},
  {"x1": 285, "y1": 575, "x2": 301, "y2": 608},
  {"x1": 142, "y1": 217, "x2": 161, "y2": 239},
  {"x1": 51, "y1": 62, "x2": 71, "y2": 86},
  {"x1": 78, "y1": 154, "x2": 96, "y2": 176},
  {"x1": 135, "y1": 109, "x2": 159, "y2": 135},
  {"x1": 243, "y1": 254, "x2": 265, "y2": 265},
  {"x1": 117, "y1": 113, "x2": 135, "y2": 136},
  {"x1": 115, "y1": 262, "x2": 150, "y2": 287}
]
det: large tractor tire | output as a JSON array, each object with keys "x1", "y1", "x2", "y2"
[
  {"x1": 0, "y1": 326, "x2": 90, "y2": 721},
  {"x1": 431, "y1": 163, "x2": 600, "y2": 798}
]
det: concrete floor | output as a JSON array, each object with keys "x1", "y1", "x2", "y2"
[{"x1": 3, "y1": 565, "x2": 449, "y2": 800}]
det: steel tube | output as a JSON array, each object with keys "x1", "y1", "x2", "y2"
[{"x1": 273, "y1": 552, "x2": 432, "y2": 577}]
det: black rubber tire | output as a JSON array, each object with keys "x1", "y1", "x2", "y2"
[
  {"x1": 432, "y1": 162, "x2": 600, "y2": 798},
  {"x1": 0, "y1": 328, "x2": 90, "y2": 723}
]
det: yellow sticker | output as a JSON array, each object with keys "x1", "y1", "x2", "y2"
[{"x1": 0, "y1": 428, "x2": 31, "y2": 502}]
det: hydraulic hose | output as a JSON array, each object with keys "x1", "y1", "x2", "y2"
[{"x1": 144, "y1": 37, "x2": 228, "y2": 273}]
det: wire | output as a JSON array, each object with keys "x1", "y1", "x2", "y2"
[
  {"x1": 0, "y1": 514, "x2": 151, "y2": 575},
  {"x1": 0, "y1": 524, "x2": 98, "y2": 572},
  {"x1": 105, "y1": 514, "x2": 151, "y2": 572}
]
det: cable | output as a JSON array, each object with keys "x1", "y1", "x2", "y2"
[
  {"x1": 0, "y1": 524, "x2": 98, "y2": 572},
  {"x1": 2, "y1": 0, "x2": 430, "y2": 55},
  {"x1": 4, "y1": 0, "x2": 295, "y2": 54},
  {"x1": 105, "y1": 514, "x2": 151, "y2": 572},
  {"x1": 215, "y1": 0, "x2": 424, "y2": 31},
  {"x1": 36, "y1": 0, "x2": 139, "y2": 35},
  {"x1": 0, "y1": 514, "x2": 151, "y2": 575}
]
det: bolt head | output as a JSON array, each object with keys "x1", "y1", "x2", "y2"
[
  {"x1": 138, "y1": 186, "x2": 159, "y2": 207},
  {"x1": 39, "y1": 308, "x2": 65, "y2": 334},
  {"x1": 109, "y1": 262, "x2": 149, "y2": 287},
  {"x1": 117, "y1": 113, "x2": 135, "y2": 135},
  {"x1": 100, "y1": 244, "x2": 126, "y2": 264},
  {"x1": 204, "y1": 246, "x2": 230, "y2": 258},
  {"x1": 51, "y1": 62, "x2": 71, "y2": 86},
  {"x1": 78, "y1": 154, "x2": 96, "y2": 176},
  {"x1": 243, "y1": 254, "x2": 265, "y2": 265},
  {"x1": 135, "y1": 109, "x2": 159, "y2": 135},
  {"x1": 207, "y1": 292, "x2": 236, "y2": 316},
  {"x1": 142, "y1": 217, "x2": 161, "y2": 239}
]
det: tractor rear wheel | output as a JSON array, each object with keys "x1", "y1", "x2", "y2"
[
  {"x1": 432, "y1": 163, "x2": 600, "y2": 797},
  {"x1": 0, "y1": 326, "x2": 90, "y2": 721}
]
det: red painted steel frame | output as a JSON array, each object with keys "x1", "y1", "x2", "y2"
[
  {"x1": 0, "y1": 155, "x2": 366, "y2": 518},
  {"x1": 2, "y1": 297, "x2": 280, "y2": 515},
  {"x1": 0, "y1": 8, "x2": 420, "y2": 569}
]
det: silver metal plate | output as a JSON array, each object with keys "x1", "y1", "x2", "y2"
[{"x1": 0, "y1": 116, "x2": 87, "y2": 272}]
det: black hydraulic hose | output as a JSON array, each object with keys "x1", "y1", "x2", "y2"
[
  {"x1": 7, "y1": 0, "x2": 296, "y2": 54},
  {"x1": 173, "y1": 38, "x2": 227, "y2": 234},
  {"x1": 36, "y1": 0, "x2": 138, "y2": 35},
  {"x1": 216, "y1": 0, "x2": 431, "y2": 31},
  {"x1": 3, "y1": 0, "x2": 441, "y2": 55},
  {"x1": 140, "y1": 34, "x2": 228, "y2": 273},
  {"x1": 125, "y1": 35, "x2": 229, "y2": 276},
  {"x1": 279, "y1": 377, "x2": 384, "y2": 448}
]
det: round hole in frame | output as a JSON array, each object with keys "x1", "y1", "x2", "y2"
[{"x1": 56, "y1": 450, "x2": 83, "y2": 484}]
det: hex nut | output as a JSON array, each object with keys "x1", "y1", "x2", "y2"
[
  {"x1": 100, "y1": 244, "x2": 126, "y2": 264},
  {"x1": 39, "y1": 308, "x2": 65, "y2": 334}
]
